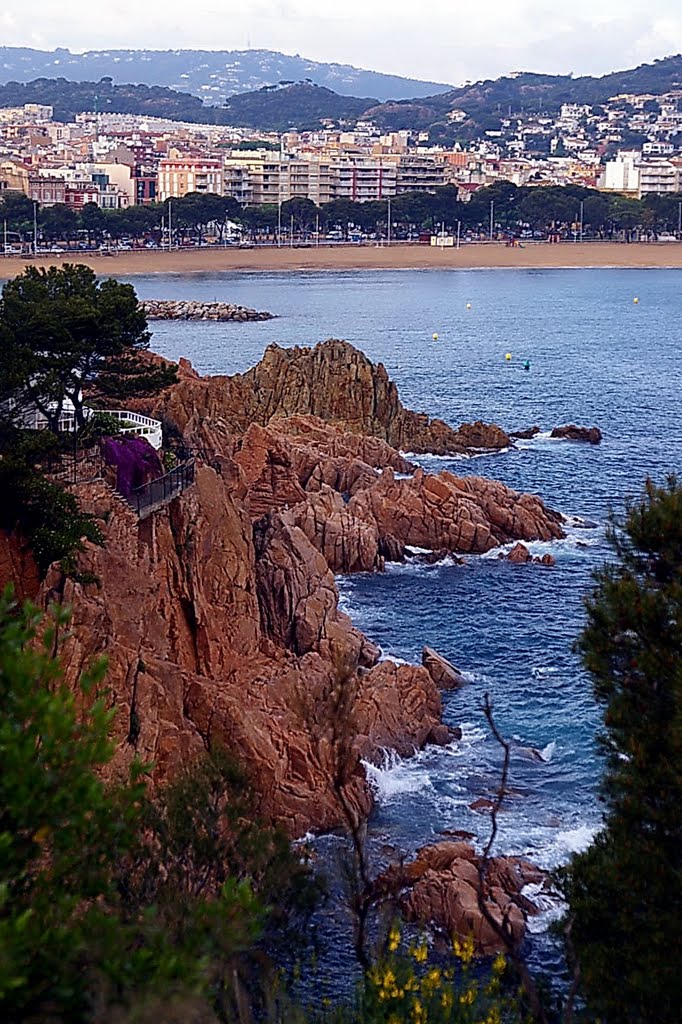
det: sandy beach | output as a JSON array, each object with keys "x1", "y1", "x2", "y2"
[{"x1": 1, "y1": 241, "x2": 682, "y2": 279}]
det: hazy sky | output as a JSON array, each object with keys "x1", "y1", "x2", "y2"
[{"x1": 3, "y1": 1, "x2": 682, "y2": 86}]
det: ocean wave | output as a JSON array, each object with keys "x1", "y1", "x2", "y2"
[
  {"x1": 480, "y1": 526, "x2": 602, "y2": 562},
  {"x1": 522, "y1": 881, "x2": 566, "y2": 934},
  {"x1": 363, "y1": 750, "x2": 434, "y2": 801},
  {"x1": 534, "y1": 823, "x2": 601, "y2": 871},
  {"x1": 400, "y1": 447, "x2": 510, "y2": 463},
  {"x1": 378, "y1": 651, "x2": 409, "y2": 666}
]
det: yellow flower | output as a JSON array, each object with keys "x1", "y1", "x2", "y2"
[
  {"x1": 411, "y1": 942, "x2": 428, "y2": 964},
  {"x1": 492, "y1": 952, "x2": 506, "y2": 975},
  {"x1": 453, "y1": 933, "x2": 475, "y2": 963},
  {"x1": 459, "y1": 986, "x2": 476, "y2": 1006},
  {"x1": 388, "y1": 924, "x2": 401, "y2": 953},
  {"x1": 422, "y1": 967, "x2": 442, "y2": 996},
  {"x1": 411, "y1": 997, "x2": 427, "y2": 1023}
]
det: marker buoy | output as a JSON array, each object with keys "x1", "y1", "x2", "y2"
[
  {"x1": 633, "y1": 297, "x2": 639, "y2": 304},
  {"x1": 466, "y1": 302, "x2": 472, "y2": 310},
  {"x1": 433, "y1": 332, "x2": 439, "y2": 341},
  {"x1": 505, "y1": 352, "x2": 512, "y2": 361}
]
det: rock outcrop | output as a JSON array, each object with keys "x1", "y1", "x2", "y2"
[
  {"x1": 143, "y1": 340, "x2": 511, "y2": 457},
  {"x1": 503, "y1": 542, "x2": 556, "y2": 566},
  {"x1": 375, "y1": 841, "x2": 544, "y2": 954},
  {"x1": 31, "y1": 467, "x2": 445, "y2": 836},
  {"x1": 422, "y1": 647, "x2": 467, "y2": 690},
  {"x1": 346, "y1": 468, "x2": 563, "y2": 556},
  {"x1": 550, "y1": 424, "x2": 602, "y2": 444}
]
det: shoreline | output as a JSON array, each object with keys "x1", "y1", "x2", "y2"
[{"x1": 1, "y1": 241, "x2": 682, "y2": 278}]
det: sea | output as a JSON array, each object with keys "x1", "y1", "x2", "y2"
[{"x1": 124, "y1": 266, "x2": 682, "y2": 981}]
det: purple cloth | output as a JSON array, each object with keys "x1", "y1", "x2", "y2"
[{"x1": 101, "y1": 435, "x2": 164, "y2": 498}]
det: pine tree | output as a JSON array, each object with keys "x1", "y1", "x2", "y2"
[{"x1": 564, "y1": 476, "x2": 682, "y2": 1023}]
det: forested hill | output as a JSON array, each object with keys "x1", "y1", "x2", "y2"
[
  {"x1": 0, "y1": 78, "x2": 207, "y2": 123},
  {"x1": 3, "y1": 52, "x2": 682, "y2": 134},
  {"x1": 220, "y1": 84, "x2": 375, "y2": 130},
  {"x1": 435, "y1": 53, "x2": 682, "y2": 116},
  {"x1": 0, "y1": 77, "x2": 376, "y2": 130},
  {"x1": 0, "y1": 46, "x2": 450, "y2": 102}
]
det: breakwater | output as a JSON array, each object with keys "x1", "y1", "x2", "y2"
[{"x1": 141, "y1": 299, "x2": 274, "y2": 322}]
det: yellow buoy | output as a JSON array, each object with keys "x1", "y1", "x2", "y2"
[
  {"x1": 633, "y1": 297, "x2": 639, "y2": 304},
  {"x1": 466, "y1": 302, "x2": 472, "y2": 310},
  {"x1": 433, "y1": 332, "x2": 439, "y2": 341},
  {"x1": 505, "y1": 352, "x2": 512, "y2": 361}
]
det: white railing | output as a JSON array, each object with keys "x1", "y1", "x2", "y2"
[
  {"x1": 96, "y1": 410, "x2": 163, "y2": 450},
  {"x1": 18, "y1": 404, "x2": 163, "y2": 450}
]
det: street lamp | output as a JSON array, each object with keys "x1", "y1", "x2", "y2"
[
  {"x1": 33, "y1": 201, "x2": 38, "y2": 256},
  {"x1": 387, "y1": 196, "x2": 392, "y2": 246},
  {"x1": 489, "y1": 200, "x2": 494, "y2": 241},
  {"x1": 580, "y1": 199, "x2": 584, "y2": 242}
]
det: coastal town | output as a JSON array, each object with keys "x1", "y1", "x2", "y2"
[{"x1": 1, "y1": 84, "x2": 682, "y2": 249}]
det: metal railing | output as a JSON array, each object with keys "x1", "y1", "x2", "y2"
[{"x1": 125, "y1": 459, "x2": 195, "y2": 518}]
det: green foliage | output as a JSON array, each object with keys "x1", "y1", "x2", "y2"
[
  {"x1": 0, "y1": 433, "x2": 103, "y2": 576},
  {"x1": 0, "y1": 263, "x2": 177, "y2": 431},
  {"x1": 563, "y1": 476, "x2": 682, "y2": 1023},
  {"x1": 0, "y1": 591, "x2": 196, "y2": 1021},
  {"x1": 0, "y1": 593, "x2": 321, "y2": 1022},
  {"x1": 78, "y1": 410, "x2": 123, "y2": 445}
]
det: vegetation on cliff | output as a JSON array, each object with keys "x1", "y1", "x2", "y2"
[
  {"x1": 562, "y1": 476, "x2": 682, "y2": 1022},
  {"x1": 0, "y1": 591, "x2": 318, "y2": 1022},
  {"x1": 0, "y1": 264, "x2": 176, "y2": 432},
  {"x1": 0, "y1": 264, "x2": 178, "y2": 578}
]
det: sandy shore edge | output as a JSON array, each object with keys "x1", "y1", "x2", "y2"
[{"x1": 1, "y1": 241, "x2": 682, "y2": 278}]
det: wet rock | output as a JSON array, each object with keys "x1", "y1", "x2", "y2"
[
  {"x1": 374, "y1": 841, "x2": 544, "y2": 954},
  {"x1": 422, "y1": 646, "x2": 467, "y2": 690},
  {"x1": 503, "y1": 542, "x2": 556, "y2": 566},
  {"x1": 510, "y1": 425, "x2": 541, "y2": 439},
  {"x1": 550, "y1": 424, "x2": 602, "y2": 444}
]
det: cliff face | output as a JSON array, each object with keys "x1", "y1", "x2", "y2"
[
  {"x1": 3, "y1": 339, "x2": 564, "y2": 838},
  {"x1": 37, "y1": 468, "x2": 444, "y2": 836}
]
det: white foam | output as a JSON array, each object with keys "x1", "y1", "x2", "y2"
[
  {"x1": 378, "y1": 652, "x2": 409, "y2": 666},
  {"x1": 363, "y1": 750, "x2": 434, "y2": 802},
  {"x1": 540, "y1": 740, "x2": 556, "y2": 763},
  {"x1": 522, "y1": 881, "x2": 566, "y2": 934},
  {"x1": 531, "y1": 665, "x2": 559, "y2": 679},
  {"x1": 535, "y1": 823, "x2": 601, "y2": 871}
]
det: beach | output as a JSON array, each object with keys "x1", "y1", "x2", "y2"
[{"x1": 1, "y1": 241, "x2": 682, "y2": 278}]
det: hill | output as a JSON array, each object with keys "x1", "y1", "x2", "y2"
[
  {"x1": 367, "y1": 54, "x2": 682, "y2": 138},
  {"x1": 0, "y1": 77, "x2": 374, "y2": 130},
  {"x1": 0, "y1": 46, "x2": 450, "y2": 103}
]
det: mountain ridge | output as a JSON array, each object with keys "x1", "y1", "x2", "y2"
[{"x1": 0, "y1": 46, "x2": 451, "y2": 103}]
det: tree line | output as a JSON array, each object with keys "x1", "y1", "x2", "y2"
[{"x1": 2, "y1": 182, "x2": 682, "y2": 249}]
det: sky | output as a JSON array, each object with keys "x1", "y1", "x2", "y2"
[{"x1": 3, "y1": 1, "x2": 682, "y2": 86}]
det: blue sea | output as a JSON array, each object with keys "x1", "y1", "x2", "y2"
[{"x1": 125, "y1": 267, "x2": 682, "y2": 974}]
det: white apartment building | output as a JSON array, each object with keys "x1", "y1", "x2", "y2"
[
  {"x1": 638, "y1": 158, "x2": 680, "y2": 195},
  {"x1": 600, "y1": 152, "x2": 640, "y2": 193},
  {"x1": 334, "y1": 159, "x2": 397, "y2": 201}
]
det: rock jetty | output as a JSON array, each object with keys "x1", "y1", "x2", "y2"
[{"x1": 141, "y1": 299, "x2": 274, "y2": 322}]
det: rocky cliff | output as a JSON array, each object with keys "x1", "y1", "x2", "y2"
[{"x1": 2, "y1": 338, "x2": 564, "y2": 843}]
